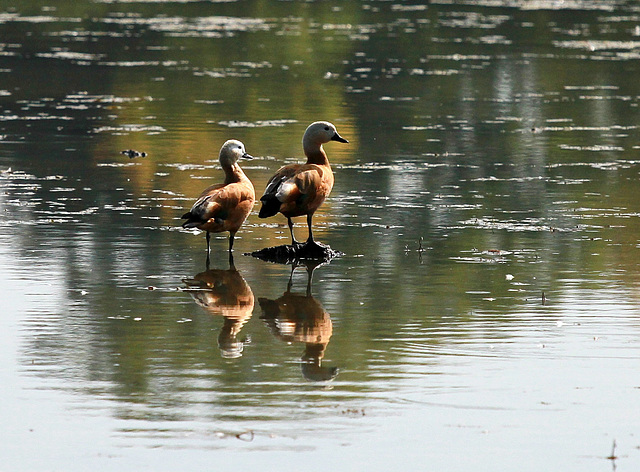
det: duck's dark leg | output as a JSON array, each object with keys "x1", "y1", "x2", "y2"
[
  {"x1": 288, "y1": 217, "x2": 298, "y2": 245},
  {"x1": 205, "y1": 232, "x2": 211, "y2": 269},
  {"x1": 228, "y1": 232, "x2": 236, "y2": 265},
  {"x1": 228, "y1": 232, "x2": 235, "y2": 252},
  {"x1": 306, "y1": 213, "x2": 315, "y2": 244}
]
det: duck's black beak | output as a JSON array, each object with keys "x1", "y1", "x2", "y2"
[
  {"x1": 242, "y1": 152, "x2": 254, "y2": 160},
  {"x1": 331, "y1": 132, "x2": 349, "y2": 144}
]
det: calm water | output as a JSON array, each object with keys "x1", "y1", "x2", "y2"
[{"x1": 3, "y1": 0, "x2": 640, "y2": 470}]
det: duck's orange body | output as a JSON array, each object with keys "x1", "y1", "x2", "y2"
[
  {"x1": 265, "y1": 160, "x2": 334, "y2": 218},
  {"x1": 258, "y1": 121, "x2": 347, "y2": 245},
  {"x1": 187, "y1": 178, "x2": 255, "y2": 235},
  {"x1": 182, "y1": 140, "x2": 255, "y2": 257}
]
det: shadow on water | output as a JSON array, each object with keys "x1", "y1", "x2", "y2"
[
  {"x1": 182, "y1": 255, "x2": 254, "y2": 359},
  {"x1": 258, "y1": 260, "x2": 338, "y2": 382}
]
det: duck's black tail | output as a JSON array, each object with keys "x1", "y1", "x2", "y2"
[
  {"x1": 181, "y1": 211, "x2": 200, "y2": 229},
  {"x1": 258, "y1": 196, "x2": 280, "y2": 218}
]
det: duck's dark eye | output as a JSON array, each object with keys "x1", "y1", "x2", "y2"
[{"x1": 324, "y1": 126, "x2": 330, "y2": 131}]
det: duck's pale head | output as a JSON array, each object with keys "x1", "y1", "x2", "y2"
[
  {"x1": 303, "y1": 121, "x2": 349, "y2": 146},
  {"x1": 219, "y1": 139, "x2": 253, "y2": 167}
]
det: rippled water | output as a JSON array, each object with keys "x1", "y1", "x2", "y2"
[{"x1": 3, "y1": 1, "x2": 640, "y2": 470}]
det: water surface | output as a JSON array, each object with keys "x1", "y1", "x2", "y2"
[{"x1": 2, "y1": 1, "x2": 640, "y2": 470}]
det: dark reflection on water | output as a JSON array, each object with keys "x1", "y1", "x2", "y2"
[
  {"x1": 3, "y1": 0, "x2": 640, "y2": 469},
  {"x1": 183, "y1": 256, "x2": 254, "y2": 359},
  {"x1": 259, "y1": 261, "x2": 339, "y2": 382}
]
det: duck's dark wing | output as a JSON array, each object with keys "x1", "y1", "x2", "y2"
[
  {"x1": 258, "y1": 165, "x2": 302, "y2": 218},
  {"x1": 181, "y1": 183, "x2": 227, "y2": 228}
]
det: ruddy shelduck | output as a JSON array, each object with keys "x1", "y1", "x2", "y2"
[
  {"x1": 182, "y1": 140, "x2": 255, "y2": 258},
  {"x1": 258, "y1": 121, "x2": 348, "y2": 246}
]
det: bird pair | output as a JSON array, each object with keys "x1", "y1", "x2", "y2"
[{"x1": 181, "y1": 121, "x2": 348, "y2": 257}]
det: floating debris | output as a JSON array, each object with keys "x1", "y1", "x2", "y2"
[
  {"x1": 121, "y1": 149, "x2": 147, "y2": 159},
  {"x1": 606, "y1": 439, "x2": 617, "y2": 461},
  {"x1": 235, "y1": 430, "x2": 254, "y2": 442}
]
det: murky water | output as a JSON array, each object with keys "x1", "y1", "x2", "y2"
[{"x1": 3, "y1": 1, "x2": 640, "y2": 470}]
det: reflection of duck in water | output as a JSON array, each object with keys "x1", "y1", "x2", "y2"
[
  {"x1": 183, "y1": 256, "x2": 254, "y2": 358},
  {"x1": 259, "y1": 262, "x2": 338, "y2": 381}
]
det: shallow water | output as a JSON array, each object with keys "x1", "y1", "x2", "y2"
[{"x1": 2, "y1": 1, "x2": 640, "y2": 470}]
